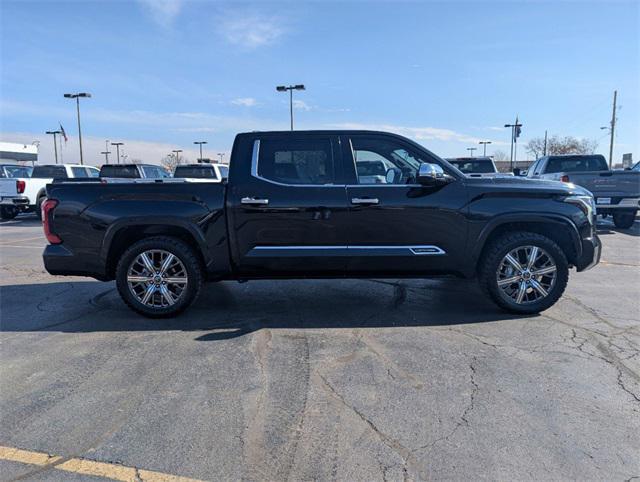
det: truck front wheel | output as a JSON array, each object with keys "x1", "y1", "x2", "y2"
[
  {"x1": 613, "y1": 210, "x2": 636, "y2": 229},
  {"x1": 1, "y1": 206, "x2": 18, "y2": 220},
  {"x1": 479, "y1": 232, "x2": 569, "y2": 314},
  {"x1": 115, "y1": 236, "x2": 203, "y2": 318}
]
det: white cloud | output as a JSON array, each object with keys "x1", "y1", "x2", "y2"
[
  {"x1": 231, "y1": 97, "x2": 258, "y2": 107},
  {"x1": 218, "y1": 11, "x2": 287, "y2": 49},
  {"x1": 328, "y1": 122, "x2": 494, "y2": 145},
  {"x1": 292, "y1": 100, "x2": 311, "y2": 111},
  {"x1": 137, "y1": 0, "x2": 183, "y2": 27}
]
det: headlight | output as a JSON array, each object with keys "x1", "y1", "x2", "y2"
[{"x1": 563, "y1": 194, "x2": 596, "y2": 224}]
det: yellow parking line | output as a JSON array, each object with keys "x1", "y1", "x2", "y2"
[{"x1": 0, "y1": 445, "x2": 204, "y2": 482}]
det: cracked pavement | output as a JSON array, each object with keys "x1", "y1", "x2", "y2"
[{"x1": 1, "y1": 215, "x2": 639, "y2": 481}]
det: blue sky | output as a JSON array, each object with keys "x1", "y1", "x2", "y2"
[{"x1": 1, "y1": 0, "x2": 638, "y2": 165}]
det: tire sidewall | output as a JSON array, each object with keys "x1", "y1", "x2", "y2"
[
  {"x1": 613, "y1": 211, "x2": 636, "y2": 229},
  {"x1": 485, "y1": 234, "x2": 568, "y2": 314},
  {"x1": 116, "y1": 237, "x2": 201, "y2": 317}
]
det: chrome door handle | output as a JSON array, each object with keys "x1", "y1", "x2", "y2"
[
  {"x1": 351, "y1": 197, "x2": 379, "y2": 205},
  {"x1": 241, "y1": 197, "x2": 269, "y2": 205}
]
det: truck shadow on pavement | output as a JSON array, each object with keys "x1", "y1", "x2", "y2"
[{"x1": 0, "y1": 277, "x2": 527, "y2": 340}]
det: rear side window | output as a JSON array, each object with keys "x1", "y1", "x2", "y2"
[
  {"x1": 545, "y1": 156, "x2": 608, "y2": 173},
  {"x1": 71, "y1": 167, "x2": 89, "y2": 177},
  {"x1": 174, "y1": 166, "x2": 217, "y2": 179},
  {"x1": 258, "y1": 138, "x2": 334, "y2": 185},
  {"x1": 141, "y1": 166, "x2": 170, "y2": 178},
  {"x1": 99, "y1": 165, "x2": 140, "y2": 178},
  {"x1": 32, "y1": 165, "x2": 67, "y2": 178}
]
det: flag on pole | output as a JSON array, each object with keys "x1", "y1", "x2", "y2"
[{"x1": 59, "y1": 123, "x2": 68, "y2": 142}]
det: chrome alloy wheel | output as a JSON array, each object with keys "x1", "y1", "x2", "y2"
[
  {"x1": 127, "y1": 250, "x2": 188, "y2": 308},
  {"x1": 496, "y1": 245, "x2": 557, "y2": 305}
]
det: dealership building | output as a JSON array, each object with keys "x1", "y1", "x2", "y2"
[{"x1": 0, "y1": 142, "x2": 38, "y2": 164}]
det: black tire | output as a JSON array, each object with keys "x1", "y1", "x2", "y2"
[
  {"x1": 35, "y1": 195, "x2": 45, "y2": 220},
  {"x1": 0, "y1": 206, "x2": 18, "y2": 220},
  {"x1": 479, "y1": 231, "x2": 569, "y2": 314},
  {"x1": 613, "y1": 211, "x2": 636, "y2": 229},
  {"x1": 115, "y1": 236, "x2": 203, "y2": 318}
]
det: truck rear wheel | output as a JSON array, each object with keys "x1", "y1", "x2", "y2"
[
  {"x1": 1, "y1": 206, "x2": 18, "y2": 220},
  {"x1": 479, "y1": 232, "x2": 569, "y2": 314},
  {"x1": 115, "y1": 236, "x2": 203, "y2": 318},
  {"x1": 613, "y1": 210, "x2": 636, "y2": 229}
]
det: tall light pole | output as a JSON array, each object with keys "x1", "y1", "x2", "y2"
[
  {"x1": 504, "y1": 117, "x2": 523, "y2": 171},
  {"x1": 467, "y1": 147, "x2": 477, "y2": 157},
  {"x1": 193, "y1": 141, "x2": 207, "y2": 162},
  {"x1": 111, "y1": 142, "x2": 124, "y2": 164},
  {"x1": 218, "y1": 152, "x2": 225, "y2": 163},
  {"x1": 172, "y1": 149, "x2": 183, "y2": 165},
  {"x1": 276, "y1": 84, "x2": 305, "y2": 130},
  {"x1": 45, "y1": 130, "x2": 61, "y2": 164},
  {"x1": 479, "y1": 141, "x2": 492, "y2": 156},
  {"x1": 63, "y1": 92, "x2": 91, "y2": 165}
]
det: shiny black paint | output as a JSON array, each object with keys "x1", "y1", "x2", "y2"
[{"x1": 43, "y1": 130, "x2": 600, "y2": 282}]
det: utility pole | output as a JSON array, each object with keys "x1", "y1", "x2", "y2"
[
  {"x1": 100, "y1": 140, "x2": 111, "y2": 164},
  {"x1": 467, "y1": 147, "x2": 477, "y2": 157},
  {"x1": 479, "y1": 141, "x2": 492, "y2": 156},
  {"x1": 608, "y1": 90, "x2": 617, "y2": 168},
  {"x1": 45, "y1": 130, "x2": 61, "y2": 164},
  {"x1": 111, "y1": 142, "x2": 123, "y2": 164},
  {"x1": 543, "y1": 130, "x2": 548, "y2": 156}
]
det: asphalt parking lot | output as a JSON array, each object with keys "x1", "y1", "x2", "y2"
[{"x1": 0, "y1": 214, "x2": 639, "y2": 481}]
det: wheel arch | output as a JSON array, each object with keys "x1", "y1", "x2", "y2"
[
  {"x1": 103, "y1": 220, "x2": 209, "y2": 279},
  {"x1": 473, "y1": 214, "x2": 582, "y2": 272}
]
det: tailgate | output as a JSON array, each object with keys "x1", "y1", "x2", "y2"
[
  {"x1": 0, "y1": 178, "x2": 18, "y2": 197},
  {"x1": 568, "y1": 171, "x2": 640, "y2": 197}
]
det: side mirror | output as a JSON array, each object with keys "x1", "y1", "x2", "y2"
[{"x1": 417, "y1": 163, "x2": 445, "y2": 185}]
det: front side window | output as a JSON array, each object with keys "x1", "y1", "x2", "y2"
[
  {"x1": 351, "y1": 137, "x2": 427, "y2": 185},
  {"x1": 258, "y1": 138, "x2": 334, "y2": 185}
]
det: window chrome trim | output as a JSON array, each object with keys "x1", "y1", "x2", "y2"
[{"x1": 250, "y1": 138, "x2": 341, "y2": 188}]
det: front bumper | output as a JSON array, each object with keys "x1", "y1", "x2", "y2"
[{"x1": 575, "y1": 234, "x2": 601, "y2": 272}]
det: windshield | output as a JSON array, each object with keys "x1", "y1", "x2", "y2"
[{"x1": 449, "y1": 160, "x2": 496, "y2": 174}]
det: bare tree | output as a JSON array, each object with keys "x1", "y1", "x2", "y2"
[
  {"x1": 493, "y1": 150, "x2": 509, "y2": 163},
  {"x1": 526, "y1": 135, "x2": 598, "y2": 158},
  {"x1": 161, "y1": 153, "x2": 179, "y2": 172}
]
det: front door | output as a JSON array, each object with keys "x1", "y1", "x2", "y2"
[
  {"x1": 343, "y1": 134, "x2": 469, "y2": 275},
  {"x1": 228, "y1": 133, "x2": 350, "y2": 277}
]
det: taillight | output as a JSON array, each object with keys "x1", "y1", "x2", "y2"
[
  {"x1": 42, "y1": 199, "x2": 62, "y2": 244},
  {"x1": 16, "y1": 180, "x2": 25, "y2": 193},
  {"x1": 561, "y1": 175, "x2": 570, "y2": 183}
]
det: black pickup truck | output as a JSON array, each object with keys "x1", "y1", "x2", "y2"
[{"x1": 42, "y1": 130, "x2": 601, "y2": 317}]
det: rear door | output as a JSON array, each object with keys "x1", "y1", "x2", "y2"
[
  {"x1": 228, "y1": 133, "x2": 351, "y2": 276},
  {"x1": 343, "y1": 134, "x2": 469, "y2": 275}
]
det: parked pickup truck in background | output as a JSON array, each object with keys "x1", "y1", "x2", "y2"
[
  {"x1": 527, "y1": 154, "x2": 640, "y2": 228},
  {"x1": 0, "y1": 177, "x2": 27, "y2": 219},
  {"x1": 99, "y1": 163, "x2": 171, "y2": 179},
  {"x1": 173, "y1": 163, "x2": 227, "y2": 180},
  {"x1": 43, "y1": 130, "x2": 601, "y2": 317},
  {"x1": 16, "y1": 164, "x2": 100, "y2": 218},
  {"x1": 445, "y1": 157, "x2": 511, "y2": 178}
]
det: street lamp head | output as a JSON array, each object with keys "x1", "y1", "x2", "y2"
[
  {"x1": 276, "y1": 86, "x2": 287, "y2": 92},
  {"x1": 78, "y1": 93, "x2": 91, "y2": 98},
  {"x1": 193, "y1": 141, "x2": 207, "y2": 145},
  {"x1": 46, "y1": 130, "x2": 61, "y2": 135},
  {"x1": 63, "y1": 93, "x2": 74, "y2": 98},
  {"x1": 294, "y1": 84, "x2": 305, "y2": 90}
]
